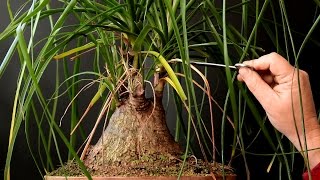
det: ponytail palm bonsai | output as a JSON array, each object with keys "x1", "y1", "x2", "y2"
[
  {"x1": 0, "y1": 0, "x2": 226, "y2": 178},
  {"x1": 2, "y1": 0, "x2": 318, "y2": 179}
]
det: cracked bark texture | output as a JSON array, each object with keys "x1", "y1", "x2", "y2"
[{"x1": 83, "y1": 93, "x2": 181, "y2": 170}]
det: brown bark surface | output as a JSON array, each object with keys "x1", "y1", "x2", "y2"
[{"x1": 83, "y1": 94, "x2": 181, "y2": 171}]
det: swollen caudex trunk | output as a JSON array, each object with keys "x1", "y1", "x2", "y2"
[{"x1": 83, "y1": 76, "x2": 181, "y2": 170}]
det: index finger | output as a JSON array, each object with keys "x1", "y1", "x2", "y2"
[{"x1": 243, "y1": 52, "x2": 294, "y2": 76}]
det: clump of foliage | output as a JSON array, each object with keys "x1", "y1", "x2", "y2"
[{"x1": 1, "y1": 0, "x2": 319, "y2": 179}]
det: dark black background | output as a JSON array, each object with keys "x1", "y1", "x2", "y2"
[{"x1": 1, "y1": 1, "x2": 320, "y2": 179}]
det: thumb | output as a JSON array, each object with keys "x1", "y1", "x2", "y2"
[{"x1": 238, "y1": 67, "x2": 276, "y2": 108}]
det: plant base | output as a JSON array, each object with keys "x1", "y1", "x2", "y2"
[{"x1": 45, "y1": 175, "x2": 236, "y2": 180}]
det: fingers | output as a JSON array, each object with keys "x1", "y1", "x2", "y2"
[
  {"x1": 238, "y1": 70, "x2": 274, "y2": 85},
  {"x1": 238, "y1": 67, "x2": 277, "y2": 108},
  {"x1": 237, "y1": 52, "x2": 295, "y2": 107},
  {"x1": 243, "y1": 52, "x2": 294, "y2": 76}
]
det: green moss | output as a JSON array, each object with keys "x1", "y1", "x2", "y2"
[
  {"x1": 48, "y1": 161, "x2": 90, "y2": 177},
  {"x1": 49, "y1": 153, "x2": 234, "y2": 177}
]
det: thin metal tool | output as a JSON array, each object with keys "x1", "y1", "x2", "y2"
[{"x1": 189, "y1": 61, "x2": 252, "y2": 70}]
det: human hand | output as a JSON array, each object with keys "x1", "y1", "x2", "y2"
[{"x1": 237, "y1": 52, "x2": 320, "y2": 168}]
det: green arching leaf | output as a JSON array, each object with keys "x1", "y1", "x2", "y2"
[
  {"x1": 53, "y1": 42, "x2": 97, "y2": 60},
  {"x1": 201, "y1": 7, "x2": 224, "y2": 53},
  {"x1": 26, "y1": 103, "x2": 47, "y2": 176},
  {"x1": 222, "y1": 0, "x2": 238, "y2": 160},
  {"x1": 106, "y1": 16, "x2": 130, "y2": 30},
  {"x1": 297, "y1": 14, "x2": 320, "y2": 59},
  {"x1": 16, "y1": 23, "x2": 92, "y2": 179},
  {"x1": 80, "y1": 0, "x2": 101, "y2": 12},
  {"x1": 5, "y1": 62, "x2": 27, "y2": 180},
  {"x1": 4, "y1": 1, "x2": 89, "y2": 178},
  {"x1": 0, "y1": 38, "x2": 18, "y2": 78},
  {"x1": 239, "y1": 0, "x2": 270, "y2": 62},
  {"x1": 174, "y1": 0, "x2": 198, "y2": 30},
  {"x1": 163, "y1": 77, "x2": 179, "y2": 93},
  {"x1": 141, "y1": 51, "x2": 187, "y2": 101},
  {"x1": 157, "y1": 0, "x2": 169, "y2": 41},
  {"x1": 126, "y1": 0, "x2": 137, "y2": 32},
  {"x1": 48, "y1": 4, "x2": 127, "y2": 46},
  {"x1": 132, "y1": 25, "x2": 166, "y2": 52},
  {"x1": 136, "y1": 0, "x2": 156, "y2": 21},
  {"x1": 88, "y1": 24, "x2": 136, "y2": 38},
  {"x1": 0, "y1": 0, "x2": 50, "y2": 40},
  {"x1": 89, "y1": 83, "x2": 108, "y2": 106}
]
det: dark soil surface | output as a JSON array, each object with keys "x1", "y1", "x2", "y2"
[{"x1": 49, "y1": 153, "x2": 234, "y2": 177}]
